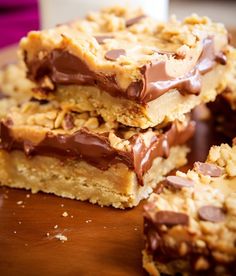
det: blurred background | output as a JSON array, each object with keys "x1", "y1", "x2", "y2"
[{"x1": 0, "y1": 0, "x2": 236, "y2": 49}]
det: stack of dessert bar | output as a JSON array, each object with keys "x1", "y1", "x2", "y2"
[{"x1": 0, "y1": 7, "x2": 233, "y2": 208}]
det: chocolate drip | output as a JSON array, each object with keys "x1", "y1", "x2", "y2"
[
  {"x1": 0, "y1": 121, "x2": 195, "y2": 185},
  {"x1": 139, "y1": 37, "x2": 219, "y2": 102},
  {"x1": 25, "y1": 37, "x2": 226, "y2": 104}
]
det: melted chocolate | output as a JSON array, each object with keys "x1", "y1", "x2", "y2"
[
  {"x1": 0, "y1": 120, "x2": 195, "y2": 185},
  {"x1": 25, "y1": 37, "x2": 226, "y2": 104}
]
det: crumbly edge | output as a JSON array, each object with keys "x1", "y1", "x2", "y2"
[{"x1": 0, "y1": 145, "x2": 188, "y2": 209}]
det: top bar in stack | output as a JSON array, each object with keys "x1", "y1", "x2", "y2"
[{"x1": 20, "y1": 6, "x2": 232, "y2": 128}]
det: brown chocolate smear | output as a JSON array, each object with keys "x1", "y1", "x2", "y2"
[
  {"x1": 0, "y1": 120, "x2": 195, "y2": 185},
  {"x1": 139, "y1": 37, "x2": 217, "y2": 102},
  {"x1": 131, "y1": 121, "x2": 195, "y2": 184},
  {"x1": 51, "y1": 50, "x2": 95, "y2": 85},
  {"x1": 140, "y1": 63, "x2": 201, "y2": 102},
  {"x1": 194, "y1": 162, "x2": 223, "y2": 177},
  {"x1": 198, "y1": 205, "x2": 225, "y2": 222},
  {"x1": 94, "y1": 35, "x2": 114, "y2": 44},
  {"x1": 104, "y1": 49, "x2": 126, "y2": 61},
  {"x1": 166, "y1": 175, "x2": 194, "y2": 189},
  {"x1": 64, "y1": 113, "x2": 74, "y2": 130},
  {"x1": 154, "y1": 210, "x2": 189, "y2": 226},
  {"x1": 125, "y1": 15, "x2": 146, "y2": 27}
]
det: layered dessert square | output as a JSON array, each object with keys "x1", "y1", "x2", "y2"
[
  {"x1": 143, "y1": 140, "x2": 236, "y2": 275},
  {"x1": 0, "y1": 96, "x2": 194, "y2": 208},
  {"x1": 20, "y1": 6, "x2": 232, "y2": 128}
]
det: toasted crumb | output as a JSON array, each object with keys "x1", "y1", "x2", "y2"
[
  {"x1": 60, "y1": 204, "x2": 64, "y2": 207},
  {"x1": 26, "y1": 194, "x2": 30, "y2": 198},
  {"x1": 46, "y1": 232, "x2": 50, "y2": 237},
  {"x1": 85, "y1": 219, "x2": 92, "y2": 223},
  {"x1": 13, "y1": 231, "x2": 16, "y2": 234},
  {"x1": 62, "y1": 211, "x2": 68, "y2": 217},
  {"x1": 71, "y1": 215, "x2": 74, "y2": 218},
  {"x1": 17, "y1": 201, "x2": 23, "y2": 205},
  {"x1": 55, "y1": 234, "x2": 68, "y2": 242},
  {"x1": 18, "y1": 221, "x2": 22, "y2": 224},
  {"x1": 54, "y1": 225, "x2": 58, "y2": 229}
]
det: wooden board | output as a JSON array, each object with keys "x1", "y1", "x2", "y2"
[{"x1": 0, "y1": 31, "x2": 235, "y2": 275}]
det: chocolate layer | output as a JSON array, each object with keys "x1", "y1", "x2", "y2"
[
  {"x1": 25, "y1": 38, "x2": 226, "y2": 104},
  {"x1": 0, "y1": 120, "x2": 195, "y2": 184}
]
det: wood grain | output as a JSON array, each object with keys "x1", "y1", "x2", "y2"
[{"x1": 0, "y1": 31, "x2": 235, "y2": 276}]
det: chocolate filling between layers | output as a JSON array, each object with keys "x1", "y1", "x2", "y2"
[
  {"x1": 0, "y1": 120, "x2": 195, "y2": 185},
  {"x1": 25, "y1": 37, "x2": 226, "y2": 104}
]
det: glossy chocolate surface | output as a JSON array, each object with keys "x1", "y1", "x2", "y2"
[
  {"x1": 25, "y1": 38, "x2": 226, "y2": 104},
  {"x1": 0, "y1": 121, "x2": 195, "y2": 184}
]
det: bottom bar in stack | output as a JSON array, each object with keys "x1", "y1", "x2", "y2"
[
  {"x1": 143, "y1": 140, "x2": 236, "y2": 275},
  {"x1": 0, "y1": 98, "x2": 194, "y2": 208}
]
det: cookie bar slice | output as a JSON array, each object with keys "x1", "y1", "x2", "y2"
[
  {"x1": 143, "y1": 140, "x2": 236, "y2": 275},
  {"x1": 0, "y1": 99, "x2": 194, "y2": 208},
  {"x1": 20, "y1": 6, "x2": 232, "y2": 128}
]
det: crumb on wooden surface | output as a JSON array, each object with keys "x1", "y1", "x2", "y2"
[
  {"x1": 62, "y1": 211, "x2": 68, "y2": 217},
  {"x1": 55, "y1": 234, "x2": 68, "y2": 242}
]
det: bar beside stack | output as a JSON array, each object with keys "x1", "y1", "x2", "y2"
[{"x1": 0, "y1": 6, "x2": 233, "y2": 208}]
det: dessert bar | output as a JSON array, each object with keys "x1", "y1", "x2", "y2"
[
  {"x1": 0, "y1": 99, "x2": 194, "y2": 208},
  {"x1": 20, "y1": 7, "x2": 232, "y2": 128},
  {"x1": 143, "y1": 140, "x2": 236, "y2": 275}
]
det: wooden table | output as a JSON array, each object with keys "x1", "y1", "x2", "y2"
[{"x1": 0, "y1": 32, "x2": 235, "y2": 275}]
